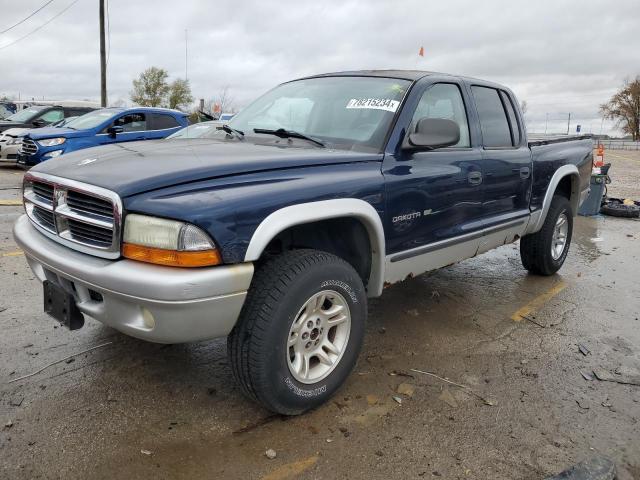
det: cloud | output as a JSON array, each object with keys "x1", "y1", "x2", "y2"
[{"x1": 0, "y1": 0, "x2": 637, "y2": 135}]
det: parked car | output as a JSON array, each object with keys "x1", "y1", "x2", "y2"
[
  {"x1": 166, "y1": 120, "x2": 223, "y2": 139},
  {"x1": 13, "y1": 70, "x2": 592, "y2": 415},
  {"x1": 0, "y1": 117, "x2": 80, "y2": 165},
  {"x1": 0, "y1": 104, "x2": 95, "y2": 133},
  {"x1": 16, "y1": 107, "x2": 189, "y2": 167},
  {"x1": 0, "y1": 102, "x2": 16, "y2": 120}
]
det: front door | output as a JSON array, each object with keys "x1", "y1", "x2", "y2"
[
  {"x1": 383, "y1": 81, "x2": 486, "y2": 281},
  {"x1": 99, "y1": 112, "x2": 148, "y2": 145}
]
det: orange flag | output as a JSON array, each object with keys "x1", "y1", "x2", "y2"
[{"x1": 418, "y1": 46, "x2": 424, "y2": 57}]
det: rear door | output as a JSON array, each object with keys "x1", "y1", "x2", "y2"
[{"x1": 470, "y1": 85, "x2": 532, "y2": 224}]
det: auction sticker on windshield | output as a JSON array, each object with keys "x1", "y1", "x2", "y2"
[{"x1": 346, "y1": 98, "x2": 400, "y2": 112}]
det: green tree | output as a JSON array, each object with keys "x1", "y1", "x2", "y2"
[
  {"x1": 130, "y1": 67, "x2": 170, "y2": 107},
  {"x1": 600, "y1": 77, "x2": 640, "y2": 140},
  {"x1": 167, "y1": 78, "x2": 194, "y2": 110}
]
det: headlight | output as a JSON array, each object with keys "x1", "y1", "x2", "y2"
[
  {"x1": 38, "y1": 137, "x2": 66, "y2": 147},
  {"x1": 122, "y1": 214, "x2": 221, "y2": 267},
  {"x1": 8, "y1": 138, "x2": 22, "y2": 145}
]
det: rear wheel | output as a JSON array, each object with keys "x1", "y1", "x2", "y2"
[
  {"x1": 227, "y1": 249, "x2": 366, "y2": 415},
  {"x1": 520, "y1": 195, "x2": 573, "y2": 275}
]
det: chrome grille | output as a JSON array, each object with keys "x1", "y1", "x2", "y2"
[
  {"x1": 67, "y1": 219, "x2": 113, "y2": 247},
  {"x1": 23, "y1": 173, "x2": 122, "y2": 259},
  {"x1": 66, "y1": 190, "x2": 114, "y2": 219},
  {"x1": 20, "y1": 138, "x2": 38, "y2": 156},
  {"x1": 32, "y1": 206, "x2": 56, "y2": 232},
  {"x1": 32, "y1": 182, "x2": 54, "y2": 204}
]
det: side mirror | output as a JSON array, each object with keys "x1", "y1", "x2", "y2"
[
  {"x1": 406, "y1": 118, "x2": 460, "y2": 150},
  {"x1": 32, "y1": 119, "x2": 46, "y2": 127},
  {"x1": 107, "y1": 126, "x2": 124, "y2": 138}
]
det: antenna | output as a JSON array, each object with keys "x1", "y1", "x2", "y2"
[{"x1": 185, "y1": 29, "x2": 188, "y2": 81}]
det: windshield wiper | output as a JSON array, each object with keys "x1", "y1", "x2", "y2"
[
  {"x1": 253, "y1": 128, "x2": 325, "y2": 148},
  {"x1": 217, "y1": 124, "x2": 244, "y2": 140}
]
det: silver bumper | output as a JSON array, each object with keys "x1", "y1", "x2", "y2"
[{"x1": 13, "y1": 215, "x2": 254, "y2": 343}]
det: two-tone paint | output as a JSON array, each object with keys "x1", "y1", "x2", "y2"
[{"x1": 28, "y1": 71, "x2": 593, "y2": 299}]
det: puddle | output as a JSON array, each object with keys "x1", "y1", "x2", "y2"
[{"x1": 572, "y1": 216, "x2": 604, "y2": 262}]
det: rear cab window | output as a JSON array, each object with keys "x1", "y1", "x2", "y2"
[{"x1": 499, "y1": 91, "x2": 521, "y2": 146}]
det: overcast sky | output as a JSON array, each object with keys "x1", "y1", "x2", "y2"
[{"x1": 1, "y1": 0, "x2": 638, "y2": 135}]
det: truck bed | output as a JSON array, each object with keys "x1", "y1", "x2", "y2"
[{"x1": 528, "y1": 134, "x2": 594, "y2": 147}]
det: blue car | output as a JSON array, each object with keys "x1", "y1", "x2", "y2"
[{"x1": 17, "y1": 107, "x2": 189, "y2": 167}]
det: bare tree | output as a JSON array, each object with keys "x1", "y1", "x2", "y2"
[
  {"x1": 204, "y1": 86, "x2": 235, "y2": 117},
  {"x1": 600, "y1": 76, "x2": 640, "y2": 140},
  {"x1": 130, "y1": 67, "x2": 170, "y2": 107}
]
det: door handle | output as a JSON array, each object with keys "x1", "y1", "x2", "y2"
[
  {"x1": 519, "y1": 167, "x2": 531, "y2": 179},
  {"x1": 467, "y1": 171, "x2": 483, "y2": 185}
]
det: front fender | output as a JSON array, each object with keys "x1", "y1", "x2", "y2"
[{"x1": 244, "y1": 199, "x2": 386, "y2": 297}]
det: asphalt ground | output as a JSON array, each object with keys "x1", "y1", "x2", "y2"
[{"x1": 0, "y1": 151, "x2": 639, "y2": 480}]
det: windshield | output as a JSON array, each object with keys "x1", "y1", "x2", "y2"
[
  {"x1": 227, "y1": 76, "x2": 410, "y2": 152},
  {"x1": 6, "y1": 106, "x2": 46, "y2": 122},
  {"x1": 64, "y1": 109, "x2": 120, "y2": 130},
  {"x1": 168, "y1": 122, "x2": 222, "y2": 139}
]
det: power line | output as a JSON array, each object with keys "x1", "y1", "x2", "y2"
[
  {"x1": 0, "y1": 0, "x2": 56, "y2": 35},
  {"x1": 0, "y1": 0, "x2": 81, "y2": 51}
]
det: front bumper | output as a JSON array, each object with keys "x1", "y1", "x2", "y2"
[
  {"x1": 13, "y1": 215, "x2": 254, "y2": 343},
  {"x1": 0, "y1": 143, "x2": 19, "y2": 163}
]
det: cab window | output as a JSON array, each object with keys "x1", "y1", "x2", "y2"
[
  {"x1": 37, "y1": 109, "x2": 64, "y2": 123},
  {"x1": 471, "y1": 86, "x2": 512, "y2": 148},
  {"x1": 113, "y1": 113, "x2": 146, "y2": 132},
  {"x1": 151, "y1": 114, "x2": 180, "y2": 130},
  {"x1": 411, "y1": 83, "x2": 470, "y2": 148}
]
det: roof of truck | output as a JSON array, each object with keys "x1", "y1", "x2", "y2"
[
  {"x1": 301, "y1": 69, "x2": 509, "y2": 90},
  {"x1": 304, "y1": 69, "x2": 439, "y2": 81}
]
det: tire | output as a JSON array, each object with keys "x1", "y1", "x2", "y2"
[
  {"x1": 227, "y1": 249, "x2": 367, "y2": 415},
  {"x1": 520, "y1": 195, "x2": 573, "y2": 276},
  {"x1": 600, "y1": 202, "x2": 640, "y2": 218}
]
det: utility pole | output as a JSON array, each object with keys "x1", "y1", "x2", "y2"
[
  {"x1": 99, "y1": 0, "x2": 107, "y2": 107},
  {"x1": 566, "y1": 112, "x2": 571, "y2": 135}
]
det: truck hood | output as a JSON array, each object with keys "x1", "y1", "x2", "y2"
[{"x1": 32, "y1": 139, "x2": 383, "y2": 198}]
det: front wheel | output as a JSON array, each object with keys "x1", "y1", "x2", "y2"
[
  {"x1": 520, "y1": 195, "x2": 573, "y2": 276},
  {"x1": 227, "y1": 249, "x2": 366, "y2": 415}
]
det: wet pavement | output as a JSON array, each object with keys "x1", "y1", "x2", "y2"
[{"x1": 1, "y1": 153, "x2": 639, "y2": 480}]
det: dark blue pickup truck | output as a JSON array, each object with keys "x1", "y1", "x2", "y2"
[{"x1": 14, "y1": 70, "x2": 592, "y2": 414}]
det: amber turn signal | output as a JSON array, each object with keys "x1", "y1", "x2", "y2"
[{"x1": 122, "y1": 243, "x2": 222, "y2": 267}]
